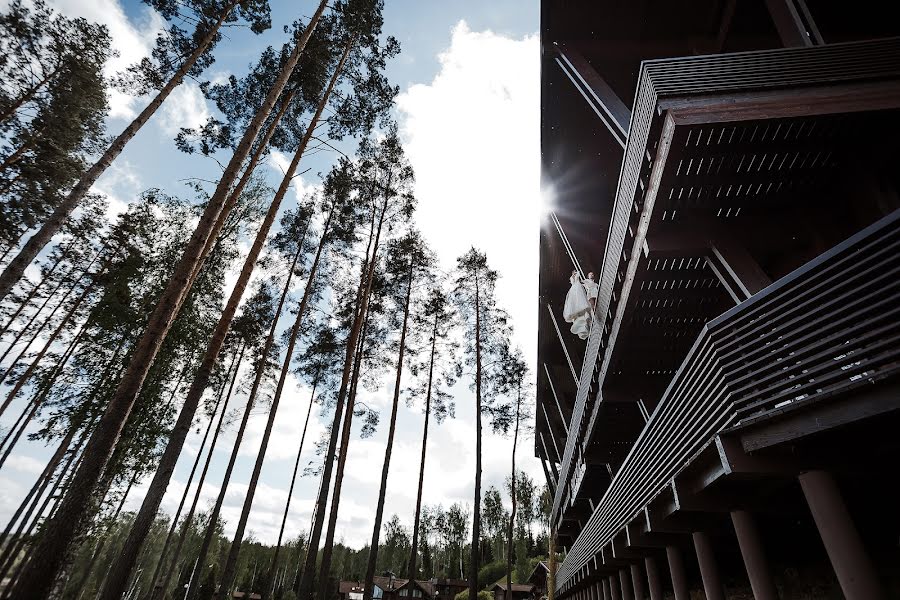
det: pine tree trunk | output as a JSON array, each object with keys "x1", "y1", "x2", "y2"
[
  {"x1": 364, "y1": 259, "x2": 414, "y2": 599},
  {"x1": 297, "y1": 201, "x2": 381, "y2": 599},
  {"x1": 0, "y1": 239, "x2": 69, "y2": 338},
  {"x1": 407, "y1": 316, "x2": 438, "y2": 580},
  {"x1": 0, "y1": 419, "x2": 89, "y2": 588},
  {"x1": 0, "y1": 312, "x2": 87, "y2": 467},
  {"x1": 218, "y1": 199, "x2": 330, "y2": 595},
  {"x1": 469, "y1": 272, "x2": 483, "y2": 600},
  {"x1": 0, "y1": 244, "x2": 98, "y2": 388},
  {"x1": 316, "y1": 197, "x2": 389, "y2": 600},
  {"x1": 69, "y1": 469, "x2": 139, "y2": 597},
  {"x1": 95, "y1": 59, "x2": 327, "y2": 600},
  {"x1": 266, "y1": 377, "x2": 319, "y2": 600},
  {"x1": 0, "y1": 2, "x2": 241, "y2": 304},
  {"x1": 185, "y1": 221, "x2": 319, "y2": 600},
  {"x1": 505, "y1": 389, "x2": 521, "y2": 600},
  {"x1": 145, "y1": 343, "x2": 243, "y2": 600},
  {"x1": 0, "y1": 423, "x2": 76, "y2": 557},
  {"x1": 12, "y1": 4, "x2": 331, "y2": 593},
  {"x1": 0, "y1": 274, "x2": 95, "y2": 421}
]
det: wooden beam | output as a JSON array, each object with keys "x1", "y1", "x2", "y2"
[
  {"x1": 709, "y1": 236, "x2": 772, "y2": 299},
  {"x1": 764, "y1": 0, "x2": 819, "y2": 47},
  {"x1": 545, "y1": 362, "x2": 572, "y2": 434},
  {"x1": 554, "y1": 43, "x2": 631, "y2": 147}
]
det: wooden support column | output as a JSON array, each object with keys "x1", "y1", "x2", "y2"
[
  {"x1": 665, "y1": 546, "x2": 690, "y2": 600},
  {"x1": 692, "y1": 532, "x2": 725, "y2": 600},
  {"x1": 608, "y1": 576, "x2": 621, "y2": 600},
  {"x1": 630, "y1": 564, "x2": 646, "y2": 600},
  {"x1": 601, "y1": 578, "x2": 611, "y2": 600},
  {"x1": 618, "y1": 570, "x2": 633, "y2": 600},
  {"x1": 644, "y1": 557, "x2": 663, "y2": 600},
  {"x1": 799, "y1": 470, "x2": 885, "y2": 600},
  {"x1": 730, "y1": 510, "x2": 778, "y2": 600}
]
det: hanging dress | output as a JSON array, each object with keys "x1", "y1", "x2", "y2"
[
  {"x1": 563, "y1": 273, "x2": 591, "y2": 339},
  {"x1": 582, "y1": 276, "x2": 599, "y2": 303}
]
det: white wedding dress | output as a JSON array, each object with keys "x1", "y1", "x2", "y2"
[
  {"x1": 582, "y1": 276, "x2": 599, "y2": 303},
  {"x1": 563, "y1": 273, "x2": 591, "y2": 339}
]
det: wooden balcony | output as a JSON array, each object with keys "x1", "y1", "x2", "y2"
[
  {"x1": 555, "y1": 205, "x2": 900, "y2": 594},
  {"x1": 547, "y1": 37, "x2": 900, "y2": 535}
]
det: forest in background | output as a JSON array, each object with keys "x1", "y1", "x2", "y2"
[{"x1": 0, "y1": 1, "x2": 556, "y2": 599}]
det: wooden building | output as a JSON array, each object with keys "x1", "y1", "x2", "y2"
[
  {"x1": 491, "y1": 582, "x2": 536, "y2": 600},
  {"x1": 338, "y1": 577, "x2": 468, "y2": 600},
  {"x1": 536, "y1": 2, "x2": 900, "y2": 599}
]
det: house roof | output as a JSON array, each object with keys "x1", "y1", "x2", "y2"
[
  {"x1": 339, "y1": 582, "x2": 365, "y2": 595},
  {"x1": 526, "y1": 561, "x2": 556, "y2": 584}
]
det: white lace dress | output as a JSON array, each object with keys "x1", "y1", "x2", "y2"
[{"x1": 563, "y1": 273, "x2": 591, "y2": 339}]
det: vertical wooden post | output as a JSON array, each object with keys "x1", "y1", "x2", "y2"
[
  {"x1": 618, "y1": 570, "x2": 633, "y2": 600},
  {"x1": 799, "y1": 470, "x2": 885, "y2": 600},
  {"x1": 692, "y1": 532, "x2": 725, "y2": 600},
  {"x1": 601, "y1": 578, "x2": 611, "y2": 600},
  {"x1": 630, "y1": 564, "x2": 646, "y2": 600},
  {"x1": 608, "y1": 576, "x2": 621, "y2": 600},
  {"x1": 730, "y1": 510, "x2": 778, "y2": 600},
  {"x1": 665, "y1": 546, "x2": 689, "y2": 600},
  {"x1": 644, "y1": 557, "x2": 663, "y2": 600}
]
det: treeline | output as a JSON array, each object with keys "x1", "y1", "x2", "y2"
[{"x1": 0, "y1": 1, "x2": 541, "y2": 600}]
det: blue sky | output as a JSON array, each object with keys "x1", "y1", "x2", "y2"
[{"x1": 1, "y1": 0, "x2": 543, "y2": 548}]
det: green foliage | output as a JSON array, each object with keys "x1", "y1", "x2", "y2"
[
  {"x1": 478, "y1": 560, "x2": 507, "y2": 590},
  {"x1": 455, "y1": 591, "x2": 493, "y2": 600},
  {"x1": 0, "y1": 0, "x2": 111, "y2": 249}
]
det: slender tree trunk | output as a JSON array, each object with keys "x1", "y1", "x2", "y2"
[
  {"x1": 95, "y1": 74, "x2": 320, "y2": 600},
  {"x1": 69, "y1": 469, "x2": 139, "y2": 598},
  {"x1": 0, "y1": 420, "x2": 88, "y2": 589},
  {"x1": 469, "y1": 272, "x2": 482, "y2": 600},
  {"x1": 185, "y1": 222, "x2": 319, "y2": 600},
  {"x1": 296, "y1": 192, "x2": 379, "y2": 599},
  {"x1": 0, "y1": 1, "x2": 240, "y2": 303},
  {"x1": 547, "y1": 530, "x2": 556, "y2": 600},
  {"x1": 0, "y1": 63, "x2": 61, "y2": 124},
  {"x1": 0, "y1": 240, "x2": 70, "y2": 338},
  {"x1": 0, "y1": 275, "x2": 94, "y2": 423},
  {"x1": 144, "y1": 344, "x2": 242, "y2": 600},
  {"x1": 13, "y1": 5, "x2": 331, "y2": 594},
  {"x1": 364, "y1": 259, "x2": 414, "y2": 600},
  {"x1": 407, "y1": 316, "x2": 438, "y2": 580},
  {"x1": 266, "y1": 377, "x2": 319, "y2": 599},
  {"x1": 0, "y1": 423, "x2": 76, "y2": 556},
  {"x1": 0, "y1": 312, "x2": 88, "y2": 468},
  {"x1": 97, "y1": 27, "x2": 346, "y2": 600},
  {"x1": 0, "y1": 244, "x2": 96, "y2": 387},
  {"x1": 315, "y1": 198, "x2": 389, "y2": 600},
  {"x1": 218, "y1": 219, "x2": 330, "y2": 594},
  {"x1": 505, "y1": 389, "x2": 521, "y2": 600}
]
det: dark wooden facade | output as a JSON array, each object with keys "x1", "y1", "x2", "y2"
[{"x1": 537, "y1": 2, "x2": 900, "y2": 599}]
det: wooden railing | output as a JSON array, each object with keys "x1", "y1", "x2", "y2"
[{"x1": 555, "y1": 208, "x2": 900, "y2": 589}]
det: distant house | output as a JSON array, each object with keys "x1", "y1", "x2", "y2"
[
  {"x1": 525, "y1": 561, "x2": 555, "y2": 599},
  {"x1": 490, "y1": 582, "x2": 535, "y2": 600},
  {"x1": 338, "y1": 576, "x2": 470, "y2": 600},
  {"x1": 231, "y1": 593, "x2": 262, "y2": 600}
]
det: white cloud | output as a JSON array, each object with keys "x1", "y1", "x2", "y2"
[
  {"x1": 44, "y1": 0, "x2": 165, "y2": 119},
  {"x1": 3, "y1": 454, "x2": 45, "y2": 475},
  {"x1": 158, "y1": 83, "x2": 212, "y2": 136},
  {"x1": 396, "y1": 21, "x2": 541, "y2": 365}
]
